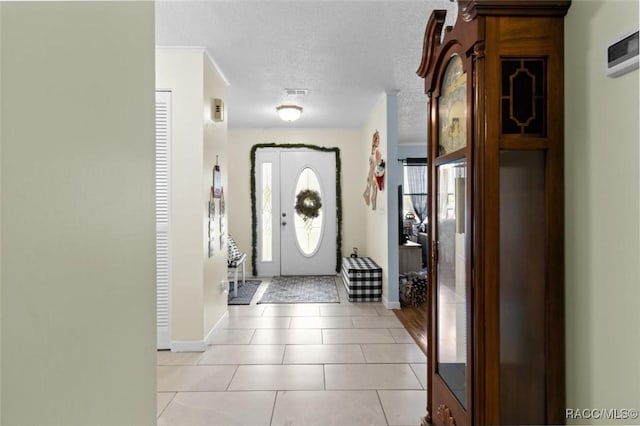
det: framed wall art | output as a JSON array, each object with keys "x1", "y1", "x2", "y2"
[
  {"x1": 213, "y1": 156, "x2": 222, "y2": 199},
  {"x1": 219, "y1": 187, "x2": 226, "y2": 250}
]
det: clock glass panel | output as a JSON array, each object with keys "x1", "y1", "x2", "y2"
[{"x1": 438, "y1": 55, "x2": 467, "y2": 156}]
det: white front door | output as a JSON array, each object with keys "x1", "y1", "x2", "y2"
[
  {"x1": 280, "y1": 151, "x2": 336, "y2": 275},
  {"x1": 256, "y1": 149, "x2": 337, "y2": 276}
]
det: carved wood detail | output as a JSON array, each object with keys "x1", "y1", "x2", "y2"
[
  {"x1": 460, "y1": 0, "x2": 571, "y2": 21},
  {"x1": 436, "y1": 404, "x2": 456, "y2": 426},
  {"x1": 420, "y1": 410, "x2": 432, "y2": 426},
  {"x1": 472, "y1": 41, "x2": 485, "y2": 60},
  {"x1": 416, "y1": 10, "x2": 446, "y2": 79}
]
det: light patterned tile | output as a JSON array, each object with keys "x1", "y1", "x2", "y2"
[
  {"x1": 251, "y1": 329, "x2": 322, "y2": 345},
  {"x1": 351, "y1": 316, "x2": 404, "y2": 329},
  {"x1": 410, "y1": 363, "x2": 427, "y2": 389},
  {"x1": 227, "y1": 305, "x2": 266, "y2": 317},
  {"x1": 157, "y1": 287, "x2": 430, "y2": 425},
  {"x1": 389, "y1": 328, "x2": 415, "y2": 343},
  {"x1": 158, "y1": 391, "x2": 275, "y2": 426},
  {"x1": 208, "y1": 329, "x2": 255, "y2": 345},
  {"x1": 325, "y1": 364, "x2": 422, "y2": 390},
  {"x1": 283, "y1": 344, "x2": 364, "y2": 364},
  {"x1": 157, "y1": 393, "x2": 175, "y2": 418},
  {"x1": 322, "y1": 329, "x2": 395, "y2": 344},
  {"x1": 228, "y1": 364, "x2": 324, "y2": 390},
  {"x1": 361, "y1": 343, "x2": 426, "y2": 363},
  {"x1": 319, "y1": 305, "x2": 379, "y2": 317},
  {"x1": 290, "y1": 316, "x2": 354, "y2": 329},
  {"x1": 378, "y1": 390, "x2": 428, "y2": 426},
  {"x1": 222, "y1": 316, "x2": 291, "y2": 329},
  {"x1": 375, "y1": 306, "x2": 397, "y2": 316},
  {"x1": 157, "y1": 351, "x2": 203, "y2": 366},
  {"x1": 157, "y1": 366, "x2": 236, "y2": 392},
  {"x1": 263, "y1": 305, "x2": 320, "y2": 317},
  {"x1": 271, "y1": 390, "x2": 387, "y2": 426},
  {"x1": 199, "y1": 344, "x2": 285, "y2": 365}
]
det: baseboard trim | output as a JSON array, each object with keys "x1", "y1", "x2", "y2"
[
  {"x1": 205, "y1": 310, "x2": 229, "y2": 345},
  {"x1": 383, "y1": 295, "x2": 401, "y2": 310},
  {"x1": 170, "y1": 340, "x2": 206, "y2": 352},
  {"x1": 169, "y1": 310, "x2": 230, "y2": 352}
]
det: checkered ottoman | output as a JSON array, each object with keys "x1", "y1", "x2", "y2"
[{"x1": 341, "y1": 257, "x2": 382, "y2": 302}]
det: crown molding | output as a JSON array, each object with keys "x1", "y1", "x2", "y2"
[{"x1": 155, "y1": 46, "x2": 230, "y2": 86}]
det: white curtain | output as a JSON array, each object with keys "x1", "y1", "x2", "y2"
[{"x1": 406, "y1": 162, "x2": 428, "y2": 222}]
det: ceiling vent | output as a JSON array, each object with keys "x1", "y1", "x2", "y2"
[{"x1": 284, "y1": 88, "x2": 308, "y2": 96}]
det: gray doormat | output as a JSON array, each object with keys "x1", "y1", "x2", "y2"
[
  {"x1": 227, "y1": 280, "x2": 262, "y2": 305},
  {"x1": 257, "y1": 276, "x2": 339, "y2": 304}
]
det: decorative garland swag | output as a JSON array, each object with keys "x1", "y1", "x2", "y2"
[{"x1": 250, "y1": 143, "x2": 343, "y2": 275}]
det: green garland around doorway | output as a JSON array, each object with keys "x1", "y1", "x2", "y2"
[{"x1": 250, "y1": 143, "x2": 342, "y2": 275}]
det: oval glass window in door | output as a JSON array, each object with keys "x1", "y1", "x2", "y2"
[{"x1": 293, "y1": 167, "x2": 324, "y2": 256}]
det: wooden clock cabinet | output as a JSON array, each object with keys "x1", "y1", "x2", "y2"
[{"x1": 417, "y1": 1, "x2": 571, "y2": 425}]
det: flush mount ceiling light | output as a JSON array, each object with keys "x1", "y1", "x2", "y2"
[{"x1": 276, "y1": 104, "x2": 303, "y2": 122}]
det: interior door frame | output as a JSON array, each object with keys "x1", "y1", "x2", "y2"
[{"x1": 250, "y1": 144, "x2": 343, "y2": 276}]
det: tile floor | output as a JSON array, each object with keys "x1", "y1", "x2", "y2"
[{"x1": 157, "y1": 276, "x2": 427, "y2": 426}]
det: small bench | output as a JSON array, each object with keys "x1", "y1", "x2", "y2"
[{"x1": 227, "y1": 235, "x2": 246, "y2": 298}]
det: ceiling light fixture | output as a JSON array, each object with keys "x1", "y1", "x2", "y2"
[{"x1": 276, "y1": 104, "x2": 303, "y2": 122}]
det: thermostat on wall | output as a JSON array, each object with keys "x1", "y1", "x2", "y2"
[
  {"x1": 212, "y1": 98, "x2": 225, "y2": 122},
  {"x1": 606, "y1": 29, "x2": 639, "y2": 78}
]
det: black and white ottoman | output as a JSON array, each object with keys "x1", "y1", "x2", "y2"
[{"x1": 341, "y1": 257, "x2": 382, "y2": 302}]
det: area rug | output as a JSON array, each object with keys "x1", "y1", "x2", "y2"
[
  {"x1": 257, "y1": 276, "x2": 339, "y2": 304},
  {"x1": 227, "y1": 280, "x2": 262, "y2": 305}
]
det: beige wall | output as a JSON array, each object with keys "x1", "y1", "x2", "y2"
[
  {"x1": 156, "y1": 49, "x2": 229, "y2": 345},
  {"x1": 0, "y1": 4, "x2": 3, "y2": 420},
  {"x1": 1, "y1": 2, "x2": 156, "y2": 425},
  {"x1": 227, "y1": 129, "x2": 366, "y2": 273},
  {"x1": 203, "y1": 56, "x2": 229, "y2": 336},
  {"x1": 565, "y1": 1, "x2": 640, "y2": 423},
  {"x1": 362, "y1": 95, "x2": 391, "y2": 299},
  {"x1": 156, "y1": 50, "x2": 207, "y2": 342}
]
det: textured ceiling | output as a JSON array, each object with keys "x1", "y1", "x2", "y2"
[{"x1": 156, "y1": 1, "x2": 458, "y2": 144}]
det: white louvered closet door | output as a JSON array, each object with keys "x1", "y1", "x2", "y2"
[{"x1": 156, "y1": 91, "x2": 171, "y2": 350}]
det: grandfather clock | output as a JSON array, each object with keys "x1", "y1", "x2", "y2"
[{"x1": 417, "y1": 1, "x2": 570, "y2": 425}]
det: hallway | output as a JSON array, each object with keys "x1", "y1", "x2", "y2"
[{"x1": 157, "y1": 276, "x2": 427, "y2": 426}]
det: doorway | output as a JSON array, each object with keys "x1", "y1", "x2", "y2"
[{"x1": 254, "y1": 147, "x2": 338, "y2": 276}]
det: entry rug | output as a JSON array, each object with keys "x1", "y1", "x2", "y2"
[
  {"x1": 227, "y1": 280, "x2": 262, "y2": 305},
  {"x1": 258, "y1": 276, "x2": 339, "y2": 304}
]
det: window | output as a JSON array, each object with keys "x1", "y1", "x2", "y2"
[
  {"x1": 261, "y1": 162, "x2": 273, "y2": 262},
  {"x1": 293, "y1": 167, "x2": 323, "y2": 256},
  {"x1": 402, "y1": 158, "x2": 428, "y2": 237}
]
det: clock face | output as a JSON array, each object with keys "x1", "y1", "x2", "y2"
[{"x1": 438, "y1": 55, "x2": 467, "y2": 156}]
